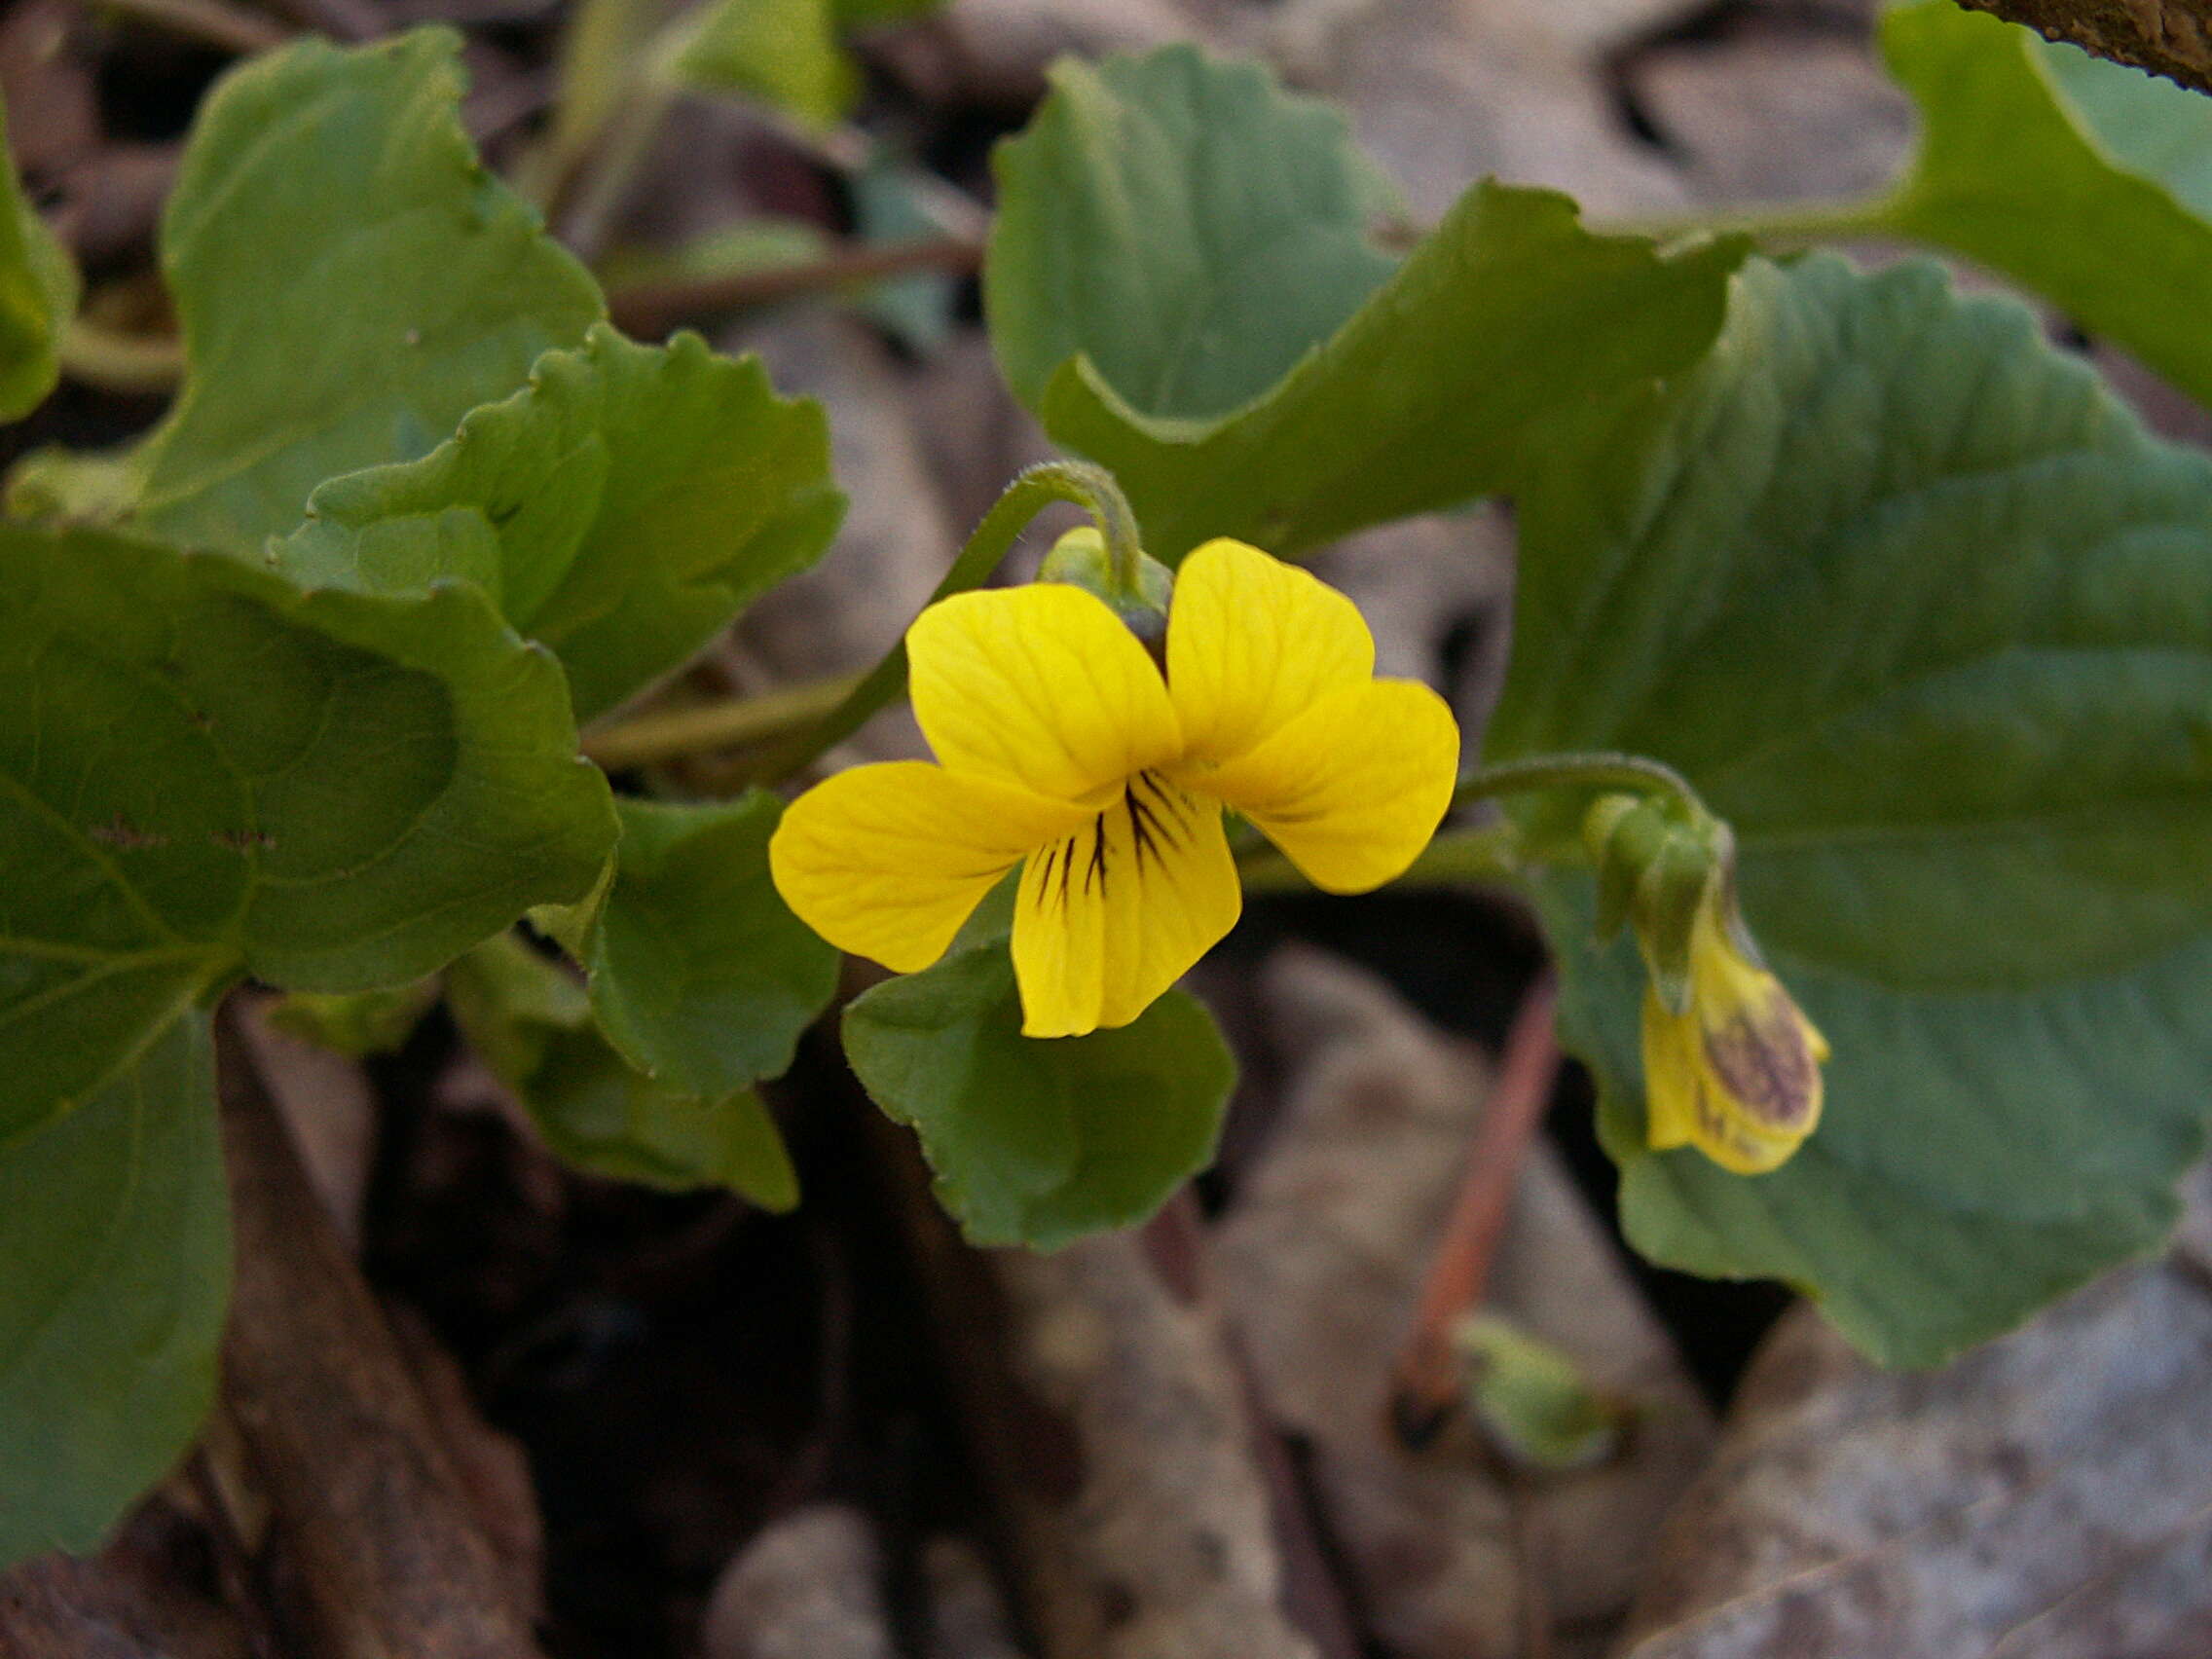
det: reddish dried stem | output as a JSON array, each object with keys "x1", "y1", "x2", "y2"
[{"x1": 1389, "y1": 975, "x2": 1563, "y2": 1443}]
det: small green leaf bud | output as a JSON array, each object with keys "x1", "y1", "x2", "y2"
[
  {"x1": 1039, "y1": 525, "x2": 1175, "y2": 645},
  {"x1": 1583, "y1": 793, "x2": 1664, "y2": 941}
]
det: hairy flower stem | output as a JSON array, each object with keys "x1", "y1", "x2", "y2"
[
  {"x1": 1451, "y1": 752, "x2": 1707, "y2": 821},
  {"x1": 1235, "y1": 752, "x2": 1704, "y2": 894},
  {"x1": 752, "y1": 461, "x2": 1146, "y2": 781}
]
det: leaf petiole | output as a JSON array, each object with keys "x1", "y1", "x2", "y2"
[
  {"x1": 1594, "y1": 192, "x2": 1902, "y2": 250},
  {"x1": 580, "y1": 670, "x2": 866, "y2": 771}
]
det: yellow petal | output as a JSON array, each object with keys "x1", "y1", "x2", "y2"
[
  {"x1": 1011, "y1": 771, "x2": 1240, "y2": 1037},
  {"x1": 1166, "y1": 537, "x2": 1376, "y2": 764},
  {"x1": 1183, "y1": 679, "x2": 1459, "y2": 893},
  {"x1": 770, "y1": 761, "x2": 1088, "y2": 974},
  {"x1": 1640, "y1": 906, "x2": 1825, "y2": 1175},
  {"x1": 907, "y1": 583, "x2": 1181, "y2": 804}
]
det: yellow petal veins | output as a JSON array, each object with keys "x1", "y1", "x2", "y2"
[{"x1": 1013, "y1": 771, "x2": 1241, "y2": 1038}]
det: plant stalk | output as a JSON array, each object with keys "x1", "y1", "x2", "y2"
[
  {"x1": 581, "y1": 671, "x2": 866, "y2": 771},
  {"x1": 751, "y1": 461, "x2": 1146, "y2": 781},
  {"x1": 89, "y1": 0, "x2": 291, "y2": 53},
  {"x1": 57, "y1": 317, "x2": 185, "y2": 395},
  {"x1": 1451, "y1": 752, "x2": 1704, "y2": 818},
  {"x1": 1596, "y1": 192, "x2": 1902, "y2": 249},
  {"x1": 1389, "y1": 975, "x2": 1563, "y2": 1446}
]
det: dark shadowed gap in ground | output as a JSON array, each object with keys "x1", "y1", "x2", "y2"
[{"x1": 362, "y1": 1014, "x2": 993, "y2": 1659}]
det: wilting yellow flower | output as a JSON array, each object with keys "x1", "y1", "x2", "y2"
[
  {"x1": 771, "y1": 537, "x2": 1459, "y2": 1037},
  {"x1": 1641, "y1": 889, "x2": 1828, "y2": 1174}
]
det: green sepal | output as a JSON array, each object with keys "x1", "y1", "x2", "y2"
[{"x1": 1037, "y1": 525, "x2": 1175, "y2": 644}]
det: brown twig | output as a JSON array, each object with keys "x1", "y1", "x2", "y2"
[
  {"x1": 1388, "y1": 974, "x2": 1563, "y2": 1446},
  {"x1": 78, "y1": 0, "x2": 289, "y2": 55},
  {"x1": 255, "y1": 0, "x2": 382, "y2": 43},
  {"x1": 216, "y1": 1010, "x2": 547, "y2": 1659},
  {"x1": 1958, "y1": 0, "x2": 2212, "y2": 97},
  {"x1": 607, "y1": 236, "x2": 983, "y2": 338}
]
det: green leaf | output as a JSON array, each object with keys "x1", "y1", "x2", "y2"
[
  {"x1": 448, "y1": 935, "x2": 798, "y2": 1207},
  {"x1": 277, "y1": 324, "x2": 843, "y2": 721},
  {"x1": 842, "y1": 940, "x2": 1235, "y2": 1248},
  {"x1": 585, "y1": 795, "x2": 839, "y2": 1097},
  {"x1": 0, "y1": 86, "x2": 78, "y2": 422},
  {"x1": 10, "y1": 29, "x2": 602, "y2": 551},
  {"x1": 666, "y1": 0, "x2": 858, "y2": 130},
  {"x1": 1489, "y1": 253, "x2": 2212, "y2": 1366},
  {"x1": 0, "y1": 521, "x2": 615, "y2": 1143},
  {"x1": 1454, "y1": 1313, "x2": 1623, "y2": 1472},
  {"x1": 529, "y1": 1038, "x2": 798, "y2": 1205},
  {"x1": 1881, "y1": 0, "x2": 2212, "y2": 408},
  {"x1": 984, "y1": 48, "x2": 1742, "y2": 560},
  {"x1": 0, "y1": 1014, "x2": 228, "y2": 1570},
  {"x1": 986, "y1": 46, "x2": 1396, "y2": 422}
]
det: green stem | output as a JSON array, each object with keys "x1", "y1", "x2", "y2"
[
  {"x1": 1596, "y1": 192, "x2": 1901, "y2": 249},
  {"x1": 58, "y1": 318, "x2": 185, "y2": 394},
  {"x1": 1450, "y1": 752, "x2": 1702, "y2": 816},
  {"x1": 581, "y1": 671, "x2": 866, "y2": 771},
  {"x1": 753, "y1": 461, "x2": 1144, "y2": 781},
  {"x1": 559, "y1": 80, "x2": 680, "y2": 261},
  {"x1": 526, "y1": 0, "x2": 662, "y2": 208}
]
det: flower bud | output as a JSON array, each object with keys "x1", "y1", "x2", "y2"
[
  {"x1": 1581, "y1": 791, "x2": 1826, "y2": 1173},
  {"x1": 1038, "y1": 525, "x2": 1174, "y2": 645},
  {"x1": 1640, "y1": 883, "x2": 1828, "y2": 1174},
  {"x1": 1582, "y1": 792, "x2": 1725, "y2": 1014}
]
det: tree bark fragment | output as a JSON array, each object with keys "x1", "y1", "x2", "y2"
[
  {"x1": 1961, "y1": 0, "x2": 2212, "y2": 96},
  {"x1": 874, "y1": 1118, "x2": 1340, "y2": 1659},
  {"x1": 216, "y1": 1024, "x2": 547, "y2": 1659}
]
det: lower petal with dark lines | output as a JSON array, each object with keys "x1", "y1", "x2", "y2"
[{"x1": 1011, "y1": 771, "x2": 1240, "y2": 1038}]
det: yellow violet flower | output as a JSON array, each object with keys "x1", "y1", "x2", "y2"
[
  {"x1": 770, "y1": 537, "x2": 1460, "y2": 1038},
  {"x1": 1641, "y1": 886, "x2": 1829, "y2": 1175}
]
